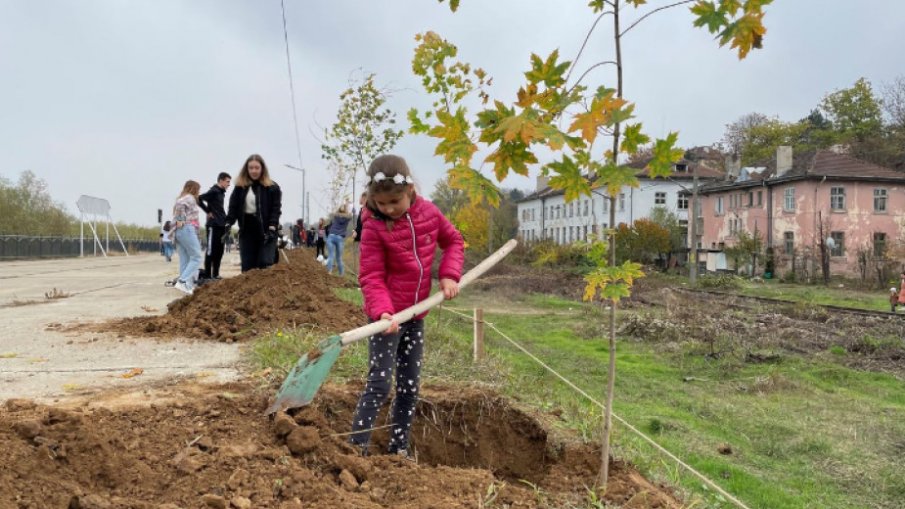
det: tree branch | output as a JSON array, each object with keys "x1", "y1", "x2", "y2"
[
  {"x1": 564, "y1": 11, "x2": 615, "y2": 85},
  {"x1": 567, "y1": 61, "x2": 618, "y2": 97},
  {"x1": 620, "y1": 0, "x2": 696, "y2": 38}
]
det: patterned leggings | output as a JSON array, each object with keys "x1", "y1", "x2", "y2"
[{"x1": 349, "y1": 319, "x2": 424, "y2": 454}]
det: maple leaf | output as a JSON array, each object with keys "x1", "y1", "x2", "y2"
[
  {"x1": 721, "y1": 12, "x2": 767, "y2": 59},
  {"x1": 438, "y1": 0, "x2": 460, "y2": 12},
  {"x1": 648, "y1": 132, "x2": 684, "y2": 178},
  {"x1": 537, "y1": 123, "x2": 569, "y2": 151},
  {"x1": 588, "y1": 0, "x2": 608, "y2": 13},
  {"x1": 496, "y1": 113, "x2": 542, "y2": 144},
  {"x1": 620, "y1": 123, "x2": 650, "y2": 155},
  {"x1": 485, "y1": 141, "x2": 538, "y2": 180},
  {"x1": 448, "y1": 165, "x2": 501, "y2": 207},
  {"x1": 428, "y1": 108, "x2": 477, "y2": 165},
  {"x1": 626, "y1": 0, "x2": 647, "y2": 6},
  {"x1": 546, "y1": 155, "x2": 591, "y2": 202},
  {"x1": 691, "y1": 1, "x2": 727, "y2": 33},
  {"x1": 583, "y1": 263, "x2": 645, "y2": 302},
  {"x1": 524, "y1": 50, "x2": 571, "y2": 88},
  {"x1": 407, "y1": 108, "x2": 430, "y2": 134},
  {"x1": 568, "y1": 91, "x2": 630, "y2": 144},
  {"x1": 594, "y1": 162, "x2": 639, "y2": 197}
]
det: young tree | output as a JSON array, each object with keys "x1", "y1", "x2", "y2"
[
  {"x1": 820, "y1": 77, "x2": 884, "y2": 143},
  {"x1": 419, "y1": 0, "x2": 774, "y2": 490},
  {"x1": 321, "y1": 72, "x2": 404, "y2": 207},
  {"x1": 430, "y1": 176, "x2": 469, "y2": 217}
]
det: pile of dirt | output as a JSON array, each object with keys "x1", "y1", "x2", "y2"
[
  {"x1": 98, "y1": 250, "x2": 366, "y2": 342},
  {"x1": 1, "y1": 382, "x2": 680, "y2": 509}
]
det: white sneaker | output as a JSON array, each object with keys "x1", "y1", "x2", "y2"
[{"x1": 174, "y1": 280, "x2": 194, "y2": 295}]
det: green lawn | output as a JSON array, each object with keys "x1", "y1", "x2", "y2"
[{"x1": 249, "y1": 284, "x2": 905, "y2": 509}]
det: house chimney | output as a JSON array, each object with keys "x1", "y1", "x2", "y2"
[
  {"x1": 724, "y1": 155, "x2": 741, "y2": 181},
  {"x1": 536, "y1": 175, "x2": 549, "y2": 192},
  {"x1": 776, "y1": 145, "x2": 793, "y2": 177}
]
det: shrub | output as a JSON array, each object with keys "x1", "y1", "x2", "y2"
[{"x1": 697, "y1": 273, "x2": 745, "y2": 290}]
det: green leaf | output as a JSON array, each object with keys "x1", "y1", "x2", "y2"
[
  {"x1": 568, "y1": 91, "x2": 630, "y2": 144},
  {"x1": 620, "y1": 123, "x2": 650, "y2": 155},
  {"x1": 485, "y1": 142, "x2": 538, "y2": 180},
  {"x1": 546, "y1": 155, "x2": 591, "y2": 202},
  {"x1": 524, "y1": 50, "x2": 571, "y2": 88},
  {"x1": 594, "y1": 162, "x2": 639, "y2": 197},
  {"x1": 438, "y1": 0, "x2": 460, "y2": 12},
  {"x1": 428, "y1": 108, "x2": 477, "y2": 165},
  {"x1": 448, "y1": 165, "x2": 501, "y2": 207},
  {"x1": 407, "y1": 108, "x2": 430, "y2": 135},
  {"x1": 583, "y1": 262, "x2": 645, "y2": 302},
  {"x1": 648, "y1": 132, "x2": 684, "y2": 178},
  {"x1": 691, "y1": 1, "x2": 726, "y2": 33}
]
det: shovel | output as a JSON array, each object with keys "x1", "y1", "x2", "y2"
[{"x1": 265, "y1": 239, "x2": 517, "y2": 415}]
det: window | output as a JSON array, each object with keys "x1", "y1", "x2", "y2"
[
  {"x1": 784, "y1": 232, "x2": 794, "y2": 254},
  {"x1": 746, "y1": 192, "x2": 753, "y2": 207},
  {"x1": 675, "y1": 163, "x2": 688, "y2": 172},
  {"x1": 830, "y1": 187, "x2": 846, "y2": 211},
  {"x1": 584, "y1": 200, "x2": 589, "y2": 216},
  {"x1": 715, "y1": 196, "x2": 724, "y2": 215},
  {"x1": 830, "y1": 231, "x2": 845, "y2": 257},
  {"x1": 583, "y1": 225, "x2": 588, "y2": 239},
  {"x1": 784, "y1": 187, "x2": 795, "y2": 211},
  {"x1": 619, "y1": 193, "x2": 625, "y2": 212},
  {"x1": 557, "y1": 205, "x2": 562, "y2": 218},
  {"x1": 874, "y1": 232, "x2": 887, "y2": 257},
  {"x1": 874, "y1": 188, "x2": 888, "y2": 213},
  {"x1": 677, "y1": 194, "x2": 688, "y2": 210},
  {"x1": 729, "y1": 194, "x2": 735, "y2": 209},
  {"x1": 569, "y1": 203, "x2": 574, "y2": 217},
  {"x1": 655, "y1": 192, "x2": 666, "y2": 205},
  {"x1": 757, "y1": 190, "x2": 762, "y2": 207}
]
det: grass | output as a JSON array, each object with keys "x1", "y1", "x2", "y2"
[
  {"x1": 735, "y1": 281, "x2": 890, "y2": 311},
  {"x1": 247, "y1": 278, "x2": 905, "y2": 509}
]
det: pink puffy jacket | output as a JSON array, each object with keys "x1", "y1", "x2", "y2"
[{"x1": 359, "y1": 195, "x2": 465, "y2": 321}]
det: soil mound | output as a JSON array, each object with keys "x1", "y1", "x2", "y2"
[
  {"x1": 99, "y1": 249, "x2": 366, "y2": 342},
  {"x1": 0, "y1": 382, "x2": 680, "y2": 508}
]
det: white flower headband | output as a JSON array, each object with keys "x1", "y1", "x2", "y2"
[{"x1": 366, "y1": 172, "x2": 414, "y2": 186}]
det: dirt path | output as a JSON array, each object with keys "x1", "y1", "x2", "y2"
[{"x1": 0, "y1": 253, "x2": 242, "y2": 403}]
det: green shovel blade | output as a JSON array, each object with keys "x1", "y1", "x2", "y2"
[{"x1": 265, "y1": 334, "x2": 343, "y2": 415}]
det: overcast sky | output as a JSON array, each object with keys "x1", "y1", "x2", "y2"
[{"x1": 3, "y1": 0, "x2": 904, "y2": 227}]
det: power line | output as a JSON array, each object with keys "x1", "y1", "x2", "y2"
[{"x1": 280, "y1": 0, "x2": 307, "y2": 221}]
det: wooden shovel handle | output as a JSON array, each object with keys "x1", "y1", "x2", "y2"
[{"x1": 339, "y1": 239, "x2": 518, "y2": 346}]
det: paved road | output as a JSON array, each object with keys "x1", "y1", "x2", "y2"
[{"x1": 0, "y1": 252, "x2": 243, "y2": 403}]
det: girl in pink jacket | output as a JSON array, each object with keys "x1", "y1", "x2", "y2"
[{"x1": 349, "y1": 155, "x2": 465, "y2": 457}]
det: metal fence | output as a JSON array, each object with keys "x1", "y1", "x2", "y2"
[{"x1": 0, "y1": 235, "x2": 160, "y2": 260}]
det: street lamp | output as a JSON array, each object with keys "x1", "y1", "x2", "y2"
[{"x1": 284, "y1": 164, "x2": 308, "y2": 224}]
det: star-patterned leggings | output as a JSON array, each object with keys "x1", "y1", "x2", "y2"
[{"x1": 349, "y1": 319, "x2": 425, "y2": 454}]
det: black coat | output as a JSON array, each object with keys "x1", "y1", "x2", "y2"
[
  {"x1": 226, "y1": 182, "x2": 282, "y2": 231},
  {"x1": 198, "y1": 184, "x2": 227, "y2": 227}
]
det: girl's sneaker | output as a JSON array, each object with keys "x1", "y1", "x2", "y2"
[{"x1": 174, "y1": 280, "x2": 194, "y2": 295}]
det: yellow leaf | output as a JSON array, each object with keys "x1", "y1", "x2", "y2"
[
  {"x1": 120, "y1": 367, "x2": 144, "y2": 379},
  {"x1": 0, "y1": 352, "x2": 17, "y2": 359},
  {"x1": 62, "y1": 383, "x2": 82, "y2": 392}
]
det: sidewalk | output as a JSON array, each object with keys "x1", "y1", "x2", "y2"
[{"x1": 0, "y1": 253, "x2": 243, "y2": 402}]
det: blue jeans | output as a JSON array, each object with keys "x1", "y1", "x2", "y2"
[
  {"x1": 326, "y1": 234, "x2": 345, "y2": 275},
  {"x1": 162, "y1": 242, "x2": 174, "y2": 262},
  {"x1": 174, "y1": 225, "x2": 202, "y2": 287}
]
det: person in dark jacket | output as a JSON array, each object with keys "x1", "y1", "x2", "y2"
[
  {"x1": 225, "y1": 154, "x2": 282, "y2": 272},
  {"x1": 352, "y1": 192, "x2": 366, "y2": 273},
  {"x1": 198, "y1": 172, "x2": 231, "y2": 279}
]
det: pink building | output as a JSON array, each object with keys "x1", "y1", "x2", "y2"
[{"x1": 693, "y1": 148, "x2": 905, "y2": 277}]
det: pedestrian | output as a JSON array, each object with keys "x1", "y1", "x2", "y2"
[
  {"x1": 198, "y1": 171, "x2": 231, "y2": 280},
  {"x1": 315, "y1": 218, "x2": 327, "y2": 261},
  {"x1": 161, "y1": 220, "x2": 174, "y2": 262},
  {"x1": 172, "y1": 180, "x2": 204, "y2": 295},
  {"x1": 352, "y1": 191, "x2": 366, "y2": 273},
  {"x1": 325, "y1": 204, "x2": 353, "y2": 275},
  {"x1": 225, "y1": 154, "x2": 282, "y2": 272},
  {"x1": 889, "y1": 287, "x2": 899, "y2": 313},
  {"x1": 349, "y1": 154, "x2": 465, "y2": 458}
]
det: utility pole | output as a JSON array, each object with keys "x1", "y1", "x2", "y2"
[
  {"x1": 688, "y1": 164, "x2": 699, "y2": 285},
  {"x1": 284, "y1": 164, "x2": 307, "y2": 224}
]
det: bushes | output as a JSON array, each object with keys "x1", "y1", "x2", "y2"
[{"x1": 697, "y1": 273, "x2": 745, "y2": 290}]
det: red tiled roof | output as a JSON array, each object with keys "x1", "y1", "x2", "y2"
[{"x1": 801, "y1": 150, "x2": 905, "y2": 179}]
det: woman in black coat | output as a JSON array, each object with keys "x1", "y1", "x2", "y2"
[{"x1": 226, "y1": 154, "x2": 282, "y2": 272}]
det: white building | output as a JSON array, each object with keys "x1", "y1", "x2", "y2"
[{"x1": 517, "y1": 157, "x2": 724, "y2": 244}]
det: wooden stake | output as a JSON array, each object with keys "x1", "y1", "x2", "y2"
[{"x1": 473, "y1": 308, "x2": 484, "y2": 362}]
